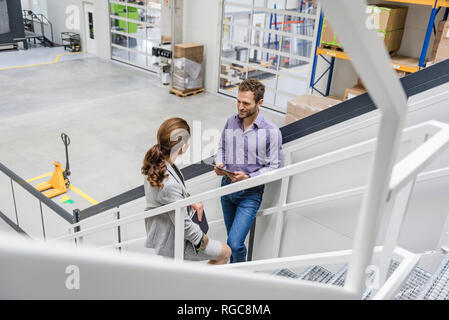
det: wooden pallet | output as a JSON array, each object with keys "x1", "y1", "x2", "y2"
[{"x1": 169, "y1": 87, "x2": 205, "y2": 97}]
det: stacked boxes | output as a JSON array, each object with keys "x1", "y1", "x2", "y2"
[
  {"x1": 285, "y1": 94, "x2": 341, "y2": 125},
  {"x1": 430, "y1": 20, "x2": 449, "y2": 64},
  {"x1": 320, "y1": 4, "x2": 408, "y2": 53},
  {"x1": 344, "y1": 85, "x2": 367, "y2": 101},
  {"x1": 391, "y1": 55, "x2": 419, "y2": 69},
  {"x1": 172, "y1": 43, "x2": 204, "y2": 92},
  {"x1": 220, "y1": 64, "x2": 238, "y2": 87}
]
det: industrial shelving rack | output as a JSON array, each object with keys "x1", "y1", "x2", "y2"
[
  {"x1": 309, "y1": 0, "x2": 449, "y2": 97},
  {"x1": 61, "y1": 32, "x2": 81, "y2": 52}
]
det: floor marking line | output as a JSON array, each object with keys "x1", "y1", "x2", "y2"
[
  {"x1": 26, "y1": 172, "x2": 53, "y2": 183},
  {"x1": 0, "y1": 51, "x2": 83, "y2": 71},
  {"x1": 69, "y1": 185, "x2": 99, "y2": 205}
]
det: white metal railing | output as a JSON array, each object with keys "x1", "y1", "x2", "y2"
[
  {"x1": 50, "y1": 0, "x2": 449, "y2": 299},
  {"x1": 52, "y1": 120, "x2": 449, "y2": 299}
]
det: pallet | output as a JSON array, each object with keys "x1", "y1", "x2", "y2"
[{"x1": 169, "y1": 87, "x2": 205, "y2": 97}]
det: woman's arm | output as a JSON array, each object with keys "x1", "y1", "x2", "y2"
[{"x1": 160, "y1": 182, "x2": 203, "y2": 246}]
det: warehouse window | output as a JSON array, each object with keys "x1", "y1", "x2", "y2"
[
  {"x1": 109, "y1": 0, "x2": 161, "y2": 72},
  {"x1": 219, "y1": 0, "x2": 320, "y2": 113}
]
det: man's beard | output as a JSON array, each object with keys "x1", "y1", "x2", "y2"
[{"x1": 238, "y1": 107, "x2": 257, "y2": 119}]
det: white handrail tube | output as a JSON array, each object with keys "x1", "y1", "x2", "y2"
[{"x1": 319, "y1": 0, "x2": 409, "y2": 296}]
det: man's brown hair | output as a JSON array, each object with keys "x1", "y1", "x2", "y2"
[{"x1": 238, "y1": 79, "x2": 265, "y2": 103}]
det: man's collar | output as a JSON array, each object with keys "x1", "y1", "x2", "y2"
[{"x1": 253, "y1": 111, "x2": 263, "y2": 128}]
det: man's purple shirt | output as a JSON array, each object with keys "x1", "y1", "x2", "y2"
[{"x1": 215, "y1": 112, "x2": 282, "y2": 177}]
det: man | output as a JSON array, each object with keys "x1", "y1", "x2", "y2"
[{"x1": 214, "y1": 78, "x2": 282, "y2": 263}]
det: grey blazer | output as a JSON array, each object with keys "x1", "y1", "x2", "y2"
[{"x1": 143, "y1": 160, "x2": 203, "y2": 258}]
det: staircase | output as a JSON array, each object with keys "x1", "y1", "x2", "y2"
[
  {"x1": 418, "y1": 254, "x2": 449, "y2": 300},
  {"x1": 271, "y1": 253, "x2": 449, "y2": 300},
  {"x1": 22, "y1": 10, "x2": 55, "y2": 48}
]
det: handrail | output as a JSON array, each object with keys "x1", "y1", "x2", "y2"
[
  {"x1": 54, "y1": 121, "x2": 444, "y2": 238},
  {"x1": 0, "y1": 162, "x2": 73, "y2": 223},
  {"x1": 390, "y1": 121, "x2": 449, "y2": 191},
  {"x1": 22, "y1": 10, "x2": 54, "y2": 44},
  {"x1": 77, "y1": 58, "x2": 449, "y2": 220},
  {"x1": 57, "y1": 0, "x2": 449, "y2": 298}
]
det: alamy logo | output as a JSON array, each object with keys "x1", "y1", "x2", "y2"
[
  {"x1": 65, "y1": 5, "x2": 80, "y2": 30},
  {"x1": 168, "y1": 121, "x2": 280, "y2": 166},
  {"x1": 365, "y1": 265, "x2": 380, "y2": 291},
  {"x1": 65, "y1": 265, "x2": 80, "y2": 290}
]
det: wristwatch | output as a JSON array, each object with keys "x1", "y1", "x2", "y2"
[{"x1": 195, "y1": 233, "x2": 207, "y2": 252}]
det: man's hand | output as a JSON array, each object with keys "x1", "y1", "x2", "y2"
[
  {"x1": 190, "y1": 202, "x2": 204, "y2": 222},
  {"x1": 231, "y1": 171, "x2": 249, "y2": 183},
  {"x1": 214, "y1": 163, "x2": 226, "y2": 176}
]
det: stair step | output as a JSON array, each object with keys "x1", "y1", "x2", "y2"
[
  {"x1": 418, "y1": 254, "x2": 449, "y2": 300},
  {"x1": 299, "y1": 265, "x2": 335, "y2": 284},
  {"x1": 388, "y1": 261, "x2": 432, "y2": 300}
]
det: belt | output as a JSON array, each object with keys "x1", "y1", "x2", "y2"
[{"x1": 224, "y1": 176, "x2": 264, "y2": 192}]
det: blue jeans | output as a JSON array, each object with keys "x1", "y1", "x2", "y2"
[{"x1": 220, "y1": 177, "x2": 264, "y2": 263}]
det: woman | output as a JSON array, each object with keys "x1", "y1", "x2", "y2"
[{"x1": 142, "y1": 117, "x2": 231, "y2": 264}]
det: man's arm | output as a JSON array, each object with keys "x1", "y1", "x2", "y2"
[{"x1": 249, "y1": 128, "x2": 282, "y2": 177}]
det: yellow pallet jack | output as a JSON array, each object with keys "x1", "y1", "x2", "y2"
[{"x1": 36, "y1": 133, "x2": 71, "y2": 199}]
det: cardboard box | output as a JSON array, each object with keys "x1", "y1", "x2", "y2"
[
  {"x1": 344, "y1": 85, "x2": 367, "y2": 101},
  {"x1": 435, "y1": 42, "x2": 449, "y2": 60},
  {"x1": 430, "y1": 23, "x2": 449, "y2": 61},
  {"x1": 286, "y1": 94, "x2": 341, "y2": 123},
  {"x1": 321, "y1": 23, "x2": 404, "y2": 53},
  {"x1": 321, "y1": 4, "x2": 407, "y2": 51},
  {"x1": 285, "y1": 113, "x2": 299, "y2": 125},
  {"x1": 172, "y1": 57, "x2": 203, "y2": 91},
  {"x1": 434, "y1": 56, "x2": 449, "y2": 64},
  {"x1": 320, "y1": 18, "x2": 342, "y2": 48},
  {"x1": 396, "y1": 70, "x2": 407, "y2": 78},
  {"x1": 379, "y1": 28, "x2": 404, "y2": 53},
  {"x1": 174, "y1": 43, "x2": 204, "y2": 63},
  {"x1": 327, "y1": 95, "x2": 344, "y2": 102},
  {"x1": 434, "y1": 20, "x2": 449, "y2": 46},
  {"x1": 366, "y1": 5, "x2": 408, "y2": 32},
  {"x1": 390, "y1": 55, "x2": 419, "y2": 70}
]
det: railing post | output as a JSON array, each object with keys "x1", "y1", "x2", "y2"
[
  {"x1": 40, "y1": 15, "x2": 44, "y2": 42},
  {"x1": 73, "y1": 209, "x2": 81, "y2": 246},
  {"x1": 438, "y1": 210, "x2": 449, "y2": 252},
  {"x1": 39, "y1": 201, "x2": 46, "y2": 240},
  {"x1": 247, "y1": 219, "x2": 257, "y2": 262},
  {"x1": 378, "y1": 180, "x2": 416, "y2": 285},
  {"x1": 10, "y1": 179, "x2": 19, "y2": 227},
  {"x1": 377, "y1": 135, "x2": 424, "y2": 285},
  {"x1": 114, "y1": 206, "x2": 122, "y2": 252},
  {"x1": 174, "y1": 207, "x2": 184, "y2": 261},
  {"x1": 272, "y1": 152, "x2": 292, "y2": 258}
]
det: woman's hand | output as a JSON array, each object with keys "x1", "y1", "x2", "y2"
[
  {"x1": 190, "y1": 202, "x2": 204, "y2": 222},
  {"x1": 200, "y1": 234, "x2": 209, "y2": 251}
]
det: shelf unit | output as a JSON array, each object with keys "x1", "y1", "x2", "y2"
[
  {"x1": 61, "y1": 32, "x2": 81, "y2": 52},
  {"x1": 310, "y1": 0, "x2": 449, "y2": 97}
]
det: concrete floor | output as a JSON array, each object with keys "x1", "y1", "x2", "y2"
[
  {"x1": 0, "y1": 46, "x2": 92, "y2": 69},
  {"x1": 0, "y1": 52, "x2": 284, "y2": 214}
]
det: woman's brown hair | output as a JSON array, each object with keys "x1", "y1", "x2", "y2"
[{"x1": 142, "y1": 118, "x2": 190, "y2": 187}]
